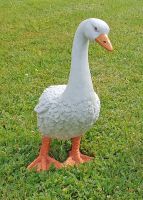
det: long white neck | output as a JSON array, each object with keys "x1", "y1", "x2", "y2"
[{"x1": 63, "y1": 27, "x2": 94, "y2": 100}]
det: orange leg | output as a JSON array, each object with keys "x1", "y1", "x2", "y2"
[
  {"x1": 64, "y1": 136, "x2": 93, "y2": 166},
  {"x1": 27, "y1": 136, "x2": 63, "y2": 172}
]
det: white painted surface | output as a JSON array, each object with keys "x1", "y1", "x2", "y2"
[{"x1": 35, "y1": 18, "x2": 110, "y2": 139}]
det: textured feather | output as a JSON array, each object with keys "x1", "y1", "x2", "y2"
[
  {"x1": 35, "y1": 85, "x2": 100, "y2": 140},
  {"x1": 34, "y1": 85, "x2": 66, "y2": 114}
]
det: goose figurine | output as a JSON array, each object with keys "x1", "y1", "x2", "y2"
[{"x1": 27, "y1": 18, "x2": 113, "y2": 171}]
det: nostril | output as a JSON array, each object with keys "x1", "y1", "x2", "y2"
[{"x1": 103, "y1": 41, "x2": 106, "y2": 43}]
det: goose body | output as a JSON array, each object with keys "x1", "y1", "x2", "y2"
[
  {"x1": 27, "y1": 18, "x2": 113, "y2": 171},
  {"x1": 35, "y1": 18, "x2": 107, "y2": 139},
  {"x1": 35, "y1": 85, "x2": 100, "y2": 139}
]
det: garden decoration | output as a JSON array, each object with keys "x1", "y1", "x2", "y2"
[{"x1": 27, "y1": 18, "x2": 113, "y2": 171}]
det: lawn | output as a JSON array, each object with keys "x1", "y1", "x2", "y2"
[{"x1": 0, "y1": 0, "x2": 143, "y2": 199}]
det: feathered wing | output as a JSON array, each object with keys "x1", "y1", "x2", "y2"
[{"x1": 34, "y1": 85, "x2": 67, "y2": 114}]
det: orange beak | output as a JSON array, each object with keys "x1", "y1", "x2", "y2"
[{"x1": 95, "y1": 34, "x2": 113, "y2": 51}]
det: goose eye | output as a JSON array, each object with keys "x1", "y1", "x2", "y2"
[{"x1": 94, "y1": 27, "x2": 98, "y2": 31}]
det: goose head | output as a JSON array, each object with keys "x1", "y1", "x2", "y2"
[{"x1": 80, "y1": 18, "x2": 113, "y2": 51}]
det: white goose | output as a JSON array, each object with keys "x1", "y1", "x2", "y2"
[{"x1": 27, "y1": 18, "x2": 113, "y2": 171}]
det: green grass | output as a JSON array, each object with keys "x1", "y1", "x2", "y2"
[{"x1": 0, "y1": 0, "x2": 143, "y2": 199}]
